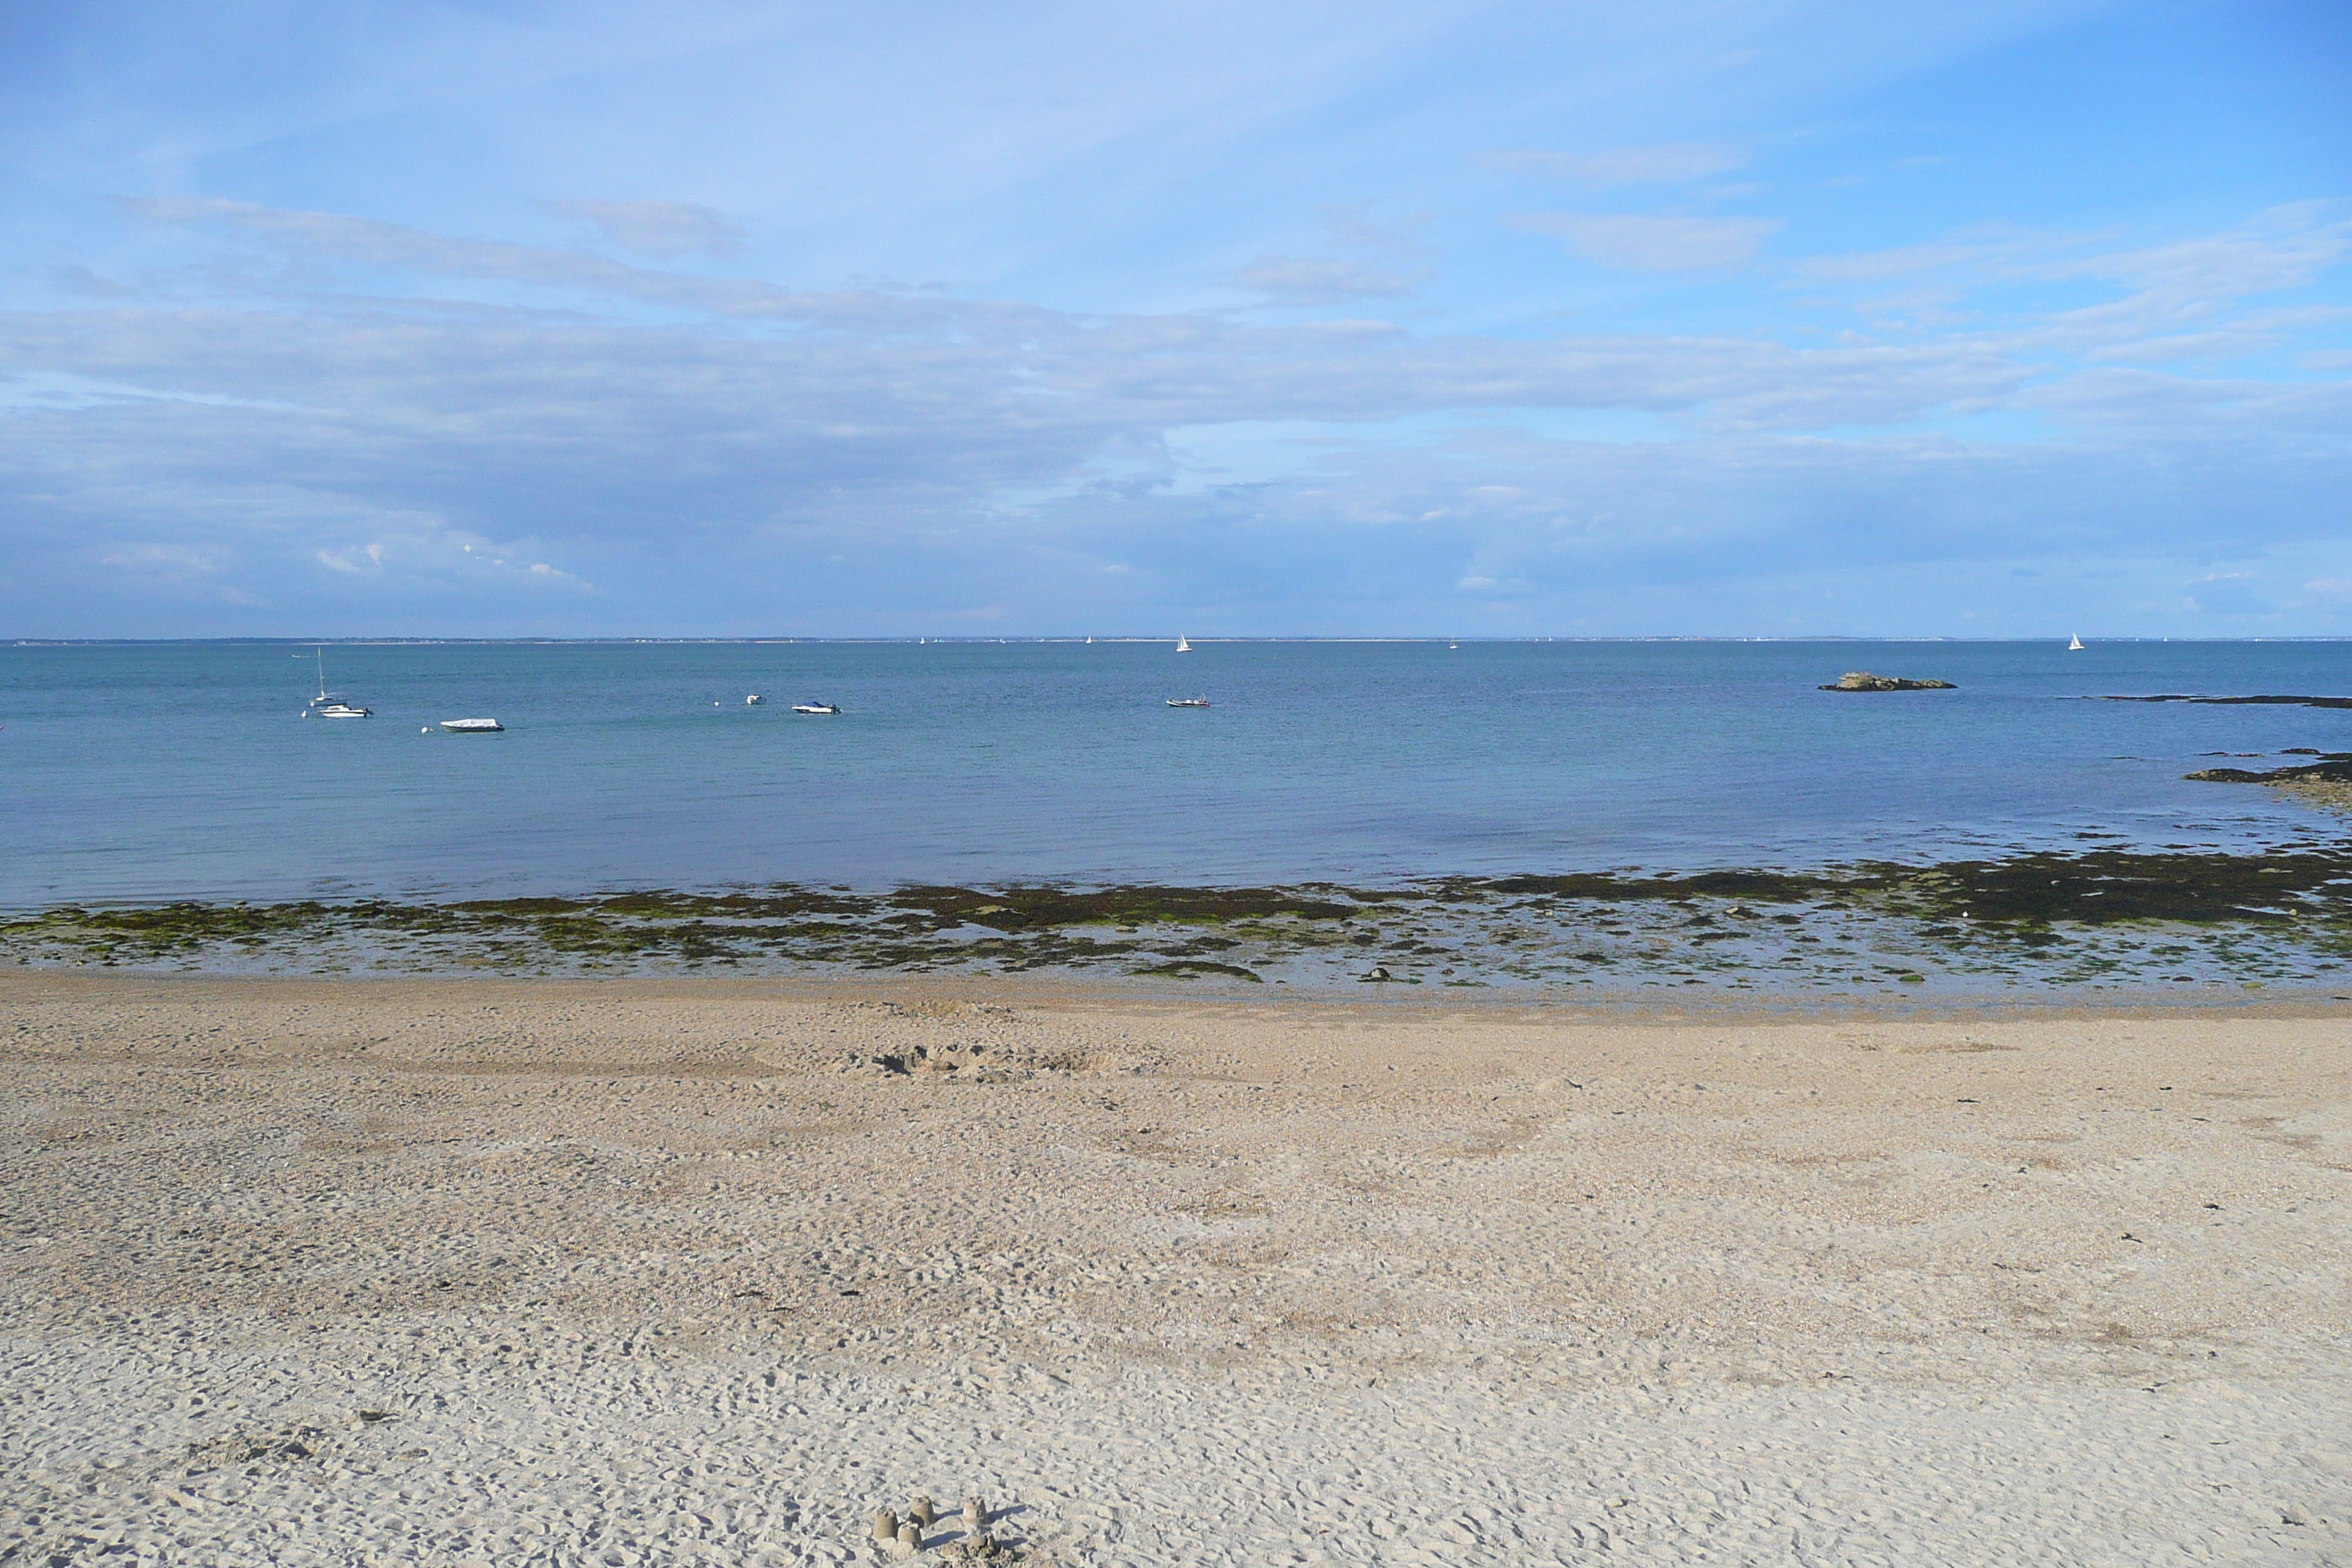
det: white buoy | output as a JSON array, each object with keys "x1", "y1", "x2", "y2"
[{"x1": 421, "y1": 726, "x2": 430, "y2": 734}]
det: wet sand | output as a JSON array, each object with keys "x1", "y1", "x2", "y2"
[{"x1": 2, "y1": 971, "x2": 2348, "y2": 1564}]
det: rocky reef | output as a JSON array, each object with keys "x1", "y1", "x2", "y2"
[
  {"x1": 2185, "y1": 753, "x2": 2352, "y2": 814},
  {"x1": 2099, "y1": 693, "x2": 2352, "y2": 710},
  {"x1": 1820, "y1": 671, "x2": 1956, "y2": 692}
]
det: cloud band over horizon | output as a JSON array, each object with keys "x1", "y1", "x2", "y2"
[{"x1": 1, "y1": 0, "x2": 2348, "y2": 637}]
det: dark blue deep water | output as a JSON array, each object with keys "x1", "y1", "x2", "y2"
[{"x1": 5, "y1": 639, "x2": 2349, "y2": 908}]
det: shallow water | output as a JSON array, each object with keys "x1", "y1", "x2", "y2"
[{"x1": 4, "y1": 638, "x2": 2348, "y2": 908}]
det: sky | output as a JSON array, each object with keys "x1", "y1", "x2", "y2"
[{"x1": 1, "y1": 0, "x2": 2348, "y2": 638}]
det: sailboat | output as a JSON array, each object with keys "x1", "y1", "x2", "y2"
[
  {"x1": 1175, "y1": 634, "x2": 1192, "y2": 653},
  {"x1": 303, "y1": 648, "x2": 372, "y2": 719},
  {"x1": 2068, "y1": 633, "x2": 2085, "y2": 651}
]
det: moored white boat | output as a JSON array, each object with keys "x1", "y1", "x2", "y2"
[
  {"x1": 792, "y1": 702, "x2": 840, "y2": 715},
  {"x1": 439, "y1": 717, "x2": 503, "y2": 733},
  {"x1": 1166, "y1": 697, "x2": 1210, "y2": 708},
  {"x1": 302, "y1": 648, "x2": 372, "y2": 718}
]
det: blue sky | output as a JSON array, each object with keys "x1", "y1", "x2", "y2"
[{"x1": 1, "y1": 0, "x2": 2346, "y2": 637}]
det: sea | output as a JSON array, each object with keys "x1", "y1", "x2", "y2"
[{"x1": 4, "y1": 638, "x2": 2348, "y2": 911}]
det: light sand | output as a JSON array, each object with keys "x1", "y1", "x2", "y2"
[{"x1": 2, "y1": 972, "x2": 2348, "y2": 1565}]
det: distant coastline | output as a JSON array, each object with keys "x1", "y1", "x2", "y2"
[{"x1": 18, "y1": 634, "x2": 2352, "y2": 646}]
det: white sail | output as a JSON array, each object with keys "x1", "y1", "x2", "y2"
[
  {"x1": 1175, "y1": 634, "x2": 1191, "y2": 652},
  {"x1": 2068, "y1": 634, "x2": 2084, "y2": 651}
]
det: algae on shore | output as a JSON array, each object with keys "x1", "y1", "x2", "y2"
[{"x1": 9, "y1": 842, "x2": 2352, "y2": 995}]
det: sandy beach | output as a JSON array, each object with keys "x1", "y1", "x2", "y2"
[{"x1": 2, "y1": 971, "x2": 2347, "y2": 1565}]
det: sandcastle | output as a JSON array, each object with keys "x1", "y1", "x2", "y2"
[{"x1": 867, "y1": 1489, "x2": 1014, "y2": 1559}]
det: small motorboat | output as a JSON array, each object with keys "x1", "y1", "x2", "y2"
[
  {"x1": 439, "y1": 717, "x2": 504, "y2": 733},
  {"x1": 746, "y1": 693, "x2": 765, "y2": 705},
  {"x1": 792, "y1": 702, "x2": 840, "y2": 715},
  {"x1": 1166, "y1": 697, "x2": 1210, "y2": 708}
]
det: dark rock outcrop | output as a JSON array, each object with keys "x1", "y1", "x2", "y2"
[
  {"x1": 1820, "y1": 671, "x2": 1957, "y2": 692},
  {"x1": 2185, "y1": 754, "x2": 2352, "y2": 785},
  {"x1": 2097, "y1": 693, "x2": 2352, "y2": 709}
]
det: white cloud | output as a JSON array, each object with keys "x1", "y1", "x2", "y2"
[
  {"x1": 1486, "y1": 143, "x2": 1748, "y2": 186},
  {"x1": 1316, "y1": 204, "x2": 1431, "y2": 259},
  {"x1": 1787, "y1": 208, "x2": 2352, "y2": 365},
  {"x1": 5, "y1": 197, "x2": 2346, "y2": 636},
  {"x1": 2049, "y1": 204, "x2": 2351, "y2": 298},
  {"x1": 1515, "y1": 212, "x2": 1782, "y2": 272},
  {"x1": 543, "y1": 200, "x2": 747, "y2": 259},
  {"x1": 316, "y1": 543, "x2": 385, "y2": 573},
  {"x1": 1792, "y1": 239, "x2": 2010, "y2": 284},
  {"x1": 1227, "y1": 255, "x2": 1431, "y2": 305},
  {"x1": 98, "y1": 543, "x2": 222, "y2": 575}
]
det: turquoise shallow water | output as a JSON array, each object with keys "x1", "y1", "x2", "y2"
[{"x1": 3, "y1": 639, "x2": 2348, "y2": 909}]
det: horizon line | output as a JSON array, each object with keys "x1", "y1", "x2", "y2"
[{"x1": 9, "y1": 635, "x2": 2350, "y2": 647}]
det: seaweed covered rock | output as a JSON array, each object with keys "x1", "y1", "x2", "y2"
[
  {"x1": 2185, "y1": 753, "x2": 2352, "y2": 813},
  {"x1": 1820, "y1": 671, "x2": 1957, "y2": 692},
  {"x1": 2185, "y1": 754, "x2": 2352, "y2": 785}
]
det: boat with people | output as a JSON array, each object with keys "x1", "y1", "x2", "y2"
[
  {"x1": 439, "y1": 717, "x2": 503, "y2": 733},
  {"x1": 301, "y1": 648, "x2": 372, "y2": 719},
  {"x1": 792, "y1": 702, "x2": 841, "y2": 715},
  {"x1": 1166, "y1": 697, "x2": 1210, "y2": 708}
]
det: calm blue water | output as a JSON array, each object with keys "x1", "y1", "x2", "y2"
[{"x1": 4, "y1": 640, "x2": 2348, "y2": 908}]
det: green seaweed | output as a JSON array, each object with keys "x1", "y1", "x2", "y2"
[
  {"x1": 10, "y1": 839, "x2": 2352, "y2": 992},
  {"x1": 1133, "y1": 960, "x2": 1265, "y2": 981}
]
